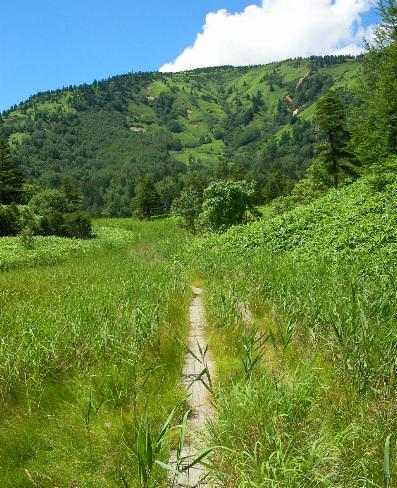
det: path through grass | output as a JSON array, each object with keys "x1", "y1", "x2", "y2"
[{"x1": 168, "y1": 286, "x2": 215, "y2": 487}]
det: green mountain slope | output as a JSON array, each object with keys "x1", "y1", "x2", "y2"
[{"x1": 0, "y1": 55, "x2": 361, "y2": 214}]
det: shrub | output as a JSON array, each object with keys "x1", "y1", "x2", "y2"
[
  {"x1": 199, "y1": 181, "x2": 260, "y2": 232},
  {"x1": 38, "y1": 212, "x2": 92, "y2": 239},
  {"x1": 29, "y1": 189, "x2": 70, "y2": 215},
  {"x1": 166, "y1": 119, "x2": 183, "y2": 133},
  {"x1": 38, "y1": 211, "x2": 65, "y2": 237},
  {"x1": 19, "y1": 228, "x2": 35, "y2": 249},
  {"x1": 0, "y1": 205, "x2": 20, "y2": 236},
  {"x1": 172, "y1": 190, "x2": 202, "y2": 232},
  {"x1": 63, "y1": 212, "x2": 93, "y2": 239},
  {"x1": 366, "y1": 157, "x2": 397, "y2": 192},
  {"x1": 18, "y1": 206, "x2": 40, "y2": 233},
  {"x1": 212, "y1": 127, "x2": 225, "y2": 140}
]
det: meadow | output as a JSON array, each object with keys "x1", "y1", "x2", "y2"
[
  {"x1": 0, "y1": 218, "x2": 190, "y2": 487},
  {"x1": 1, "y1": 166, "x2": 397, "y2": 487}
]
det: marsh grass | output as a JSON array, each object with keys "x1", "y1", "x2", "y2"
[
  {"x1": 0, "y1": 218, "x2": 190, "y2": 487},
  {"x1": 193, "y1": 251, "x2": 397, "y2": 487}
]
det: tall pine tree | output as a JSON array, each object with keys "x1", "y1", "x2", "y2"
[
  {"x1": 132, "y1": 178, "x2": 161, "y2": 219},
  {"x1": 316, "y1": 91, "x2": 356, "y2": 187},
  {"x1": 0, "y1": 140, "x2": 24, "y2": 204},
  {"x1": 351, "y1": 0, "x2": 397, "y2": 165}
]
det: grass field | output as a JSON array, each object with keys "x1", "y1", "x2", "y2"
[{"x1": 0, "y1": 218, "x2": 190, "y2": 487}]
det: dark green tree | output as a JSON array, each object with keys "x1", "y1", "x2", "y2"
[
  {"x1": 103, "y1": 183, "x2": 131, "y2": 217},
  {"x1": 0, "y1": 140, "x2": 24, "y2": 204},
  {"x1": 316, "y1": 91, "x2": 356, "y2": 187},
  {"x1": 172, "y1": 189, "x2": 202, "y2": 232},
  {"x1": 133, "y1": 178, "x2": 161, "y2": 219},
  {"x1": 351, "y1": 1, "x2": 397, "y2": 165},
  {"x1": 62, "y1": 177, "x2": 83, "y2": 212},
  {"x1": 155, "y1": 176, "x2": 182, "y2": 213}
]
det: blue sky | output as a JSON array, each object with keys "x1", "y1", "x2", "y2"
[{"x1": 1, "y1": 0, "x2": 378, "y2": 111}]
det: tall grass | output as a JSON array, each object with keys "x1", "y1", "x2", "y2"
[
  {"x1": 187, "y1": 171, "x2": 397, "y2": 486},
  {"x1": 195, "y1": 250, "x2": 396, "y2": 487},
  {"x1": 0, "y1": 218, "x2": 190, "y2": 487}
]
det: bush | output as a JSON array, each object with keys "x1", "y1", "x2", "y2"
[
  {"x1": 212, "y1": 127, "x2": 225, "y2": 140},
  {"x1": 63, "y1": 212, "x2": 93, "y2": 239},
  {"x1": 29, "y1": 189, "x2": 70, "y2": 215},
  {"x1": 38, "y1": 212, "x2": 65, "y2": 237},
  {"x1": 18, "y1": 206, "x2": 40, "y2": 233},
  {"x1": 199, "y1": 181, "x2": 259, "y2": 232},
  {"x1": 172, "y1": 190, "x2": 202, "y2": 232},
  {"x1": 166, "y1": 119, "x2": 183, "y2": 133},
  {"x1": 38, "y1": 211, "x2": 92, "y2": 239},
  {"x1": 0, "y1": 205, "x2": 20, "y2": 236},
  {"x1": 19, "y1": 228, "x2": 35, "y2": 249},
  {"x1": 366, "y1": 157, "x2": 397, "y2": 193}
]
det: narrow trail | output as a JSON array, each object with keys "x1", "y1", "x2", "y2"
[
  {"x1": 169, "y1": 286, "x2": 215, "y2": 487},
  {"x1": 239, "y1": 301, "x2": 253, "y2": 327}
]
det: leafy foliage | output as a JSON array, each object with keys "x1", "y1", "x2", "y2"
[
  {"x1": 39, "y1": 211, "x2": 93, "y2": 239},
  {"x1": 199, "y1": 181, "x2": 259, "y2": 232},
  {"x1": 29, "y1": 188, "x2": 70, "y2": 214},
  {"x1": 172, "y1": 189, "x2": 202, "y2": 232}
]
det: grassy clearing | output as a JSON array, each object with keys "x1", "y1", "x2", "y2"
[
  {"x1": 187, "y1": 167, "x2": 397, "y2": 487},
  {"x1": 0, "y1": 217, "x2": 190, "y2": 487},
  {"x1": 0, "y1": 224, "x2": 135, "y2": 271}
]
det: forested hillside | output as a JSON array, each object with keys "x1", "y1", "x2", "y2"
[{"x1": 0, "y1": 55, "x2": 360, "y2": 215}]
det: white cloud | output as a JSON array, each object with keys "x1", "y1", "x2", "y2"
[{"x1": 160, "y1": 0, "x2": 375, "y2": 72}]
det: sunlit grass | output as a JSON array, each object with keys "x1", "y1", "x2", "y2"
[
  {"x1": 187, "y1": 170, "x2": 397, "y2": 487},
  {"x1": 0, "y1": 218, "x2": 190, "y2": 487}
]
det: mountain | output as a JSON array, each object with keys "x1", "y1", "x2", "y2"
[{"x1": 0, "y1": 55, "x2": 361, "y2": 215}]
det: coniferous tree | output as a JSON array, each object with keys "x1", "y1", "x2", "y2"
[
  {"x1": 0, "y1": 140, "x2": 24, "y2": 204},
  {"x1": 351, "y1": 1, "x2": 397, "y2": 164},
  {"x1": 133, "y1": 178, "x2": 161, "y2": 219},
  {"x1": 316, "y1": 91, "x2": 356, "y2": 187},
  {"x1": 62, "y1": 177, "x2": 83, "y2": 212}
]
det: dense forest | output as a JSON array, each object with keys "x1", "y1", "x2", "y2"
[{"x1": 1, "y1": 54, "x2": 363, "y2": 217}]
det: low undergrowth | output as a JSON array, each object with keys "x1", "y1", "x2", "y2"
[{"x1": 0, "y1": 225, "x2": 134, "y2": 271}]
